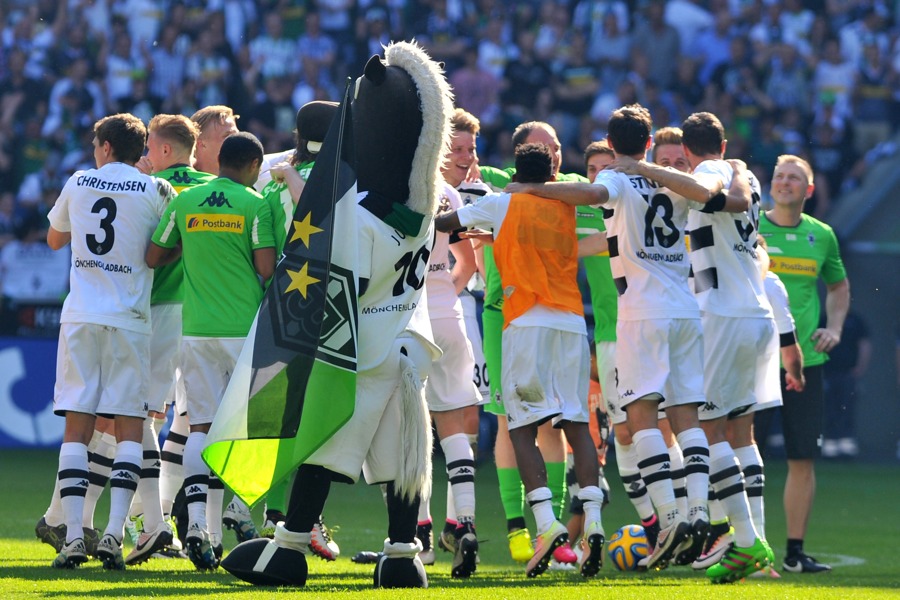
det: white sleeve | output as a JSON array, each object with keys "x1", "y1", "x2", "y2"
[
  {"x1": 47, "y1": 174, "x2": 80, "y2": 233},
  {"x1": 765, "y1": 272, "x2": 795, "y2": 335},
  {"x1": 456, "y1": 193, "x2": 501, "y2": 230},
  {"x1": 593, "y1": 171, "x2": 621, "y2": 208}
]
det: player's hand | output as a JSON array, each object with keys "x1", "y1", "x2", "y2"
[
  {"x1": 611, "y1": 155, "x2": 641, "y2": 174},
  {"x1": 269, "y1": 161, "x2": 293, "y2": 183},
  {"x1": 464, "y1": 161, "x2": 482, "y2": 183},
  {"x1": 136, "y1": 156, "x2": 154, "y2": 175},
  {"x1": 811, "y1": 327, "x2": 841, "y2": 353},
  {"x1": 459, "y1": 228, "x2": 494, "y2": 246},
  {"x1": 785, "y1": 371, "x2": 805, "y2": 392},
  {"x1": 727, "y1": 158, "x2": 747, "y2": 173}
]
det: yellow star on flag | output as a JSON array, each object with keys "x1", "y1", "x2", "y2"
[
  {"x1": 290, "y1": 212, "x2": 323, "y2": 248},
  {"x1": 285, "y1": 263, "x2": 320, "y2": 299}
]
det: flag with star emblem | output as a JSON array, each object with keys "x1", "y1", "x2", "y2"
[{"x1": 202, "y1": 84, "x2": 359, "y2": 506}]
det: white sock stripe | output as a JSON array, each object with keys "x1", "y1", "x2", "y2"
[{"x1": 253, "y1": 540, "x2": 280, "y2": 572}]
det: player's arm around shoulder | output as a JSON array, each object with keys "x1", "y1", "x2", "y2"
[{"x1": 505, "y1": 180, "x2": 608, "y2": 206}]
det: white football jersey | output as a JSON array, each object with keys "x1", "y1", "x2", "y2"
[
  {"x1": 594, "y1": 170, "x2": 699, "y2": 321},
  {"x1": 687, "y1": 160, "x2": 771, "y2": 318},
  {"x1": 357, "y1": 192, "x2": 436, "y2": 371},
  {"x1": 426, "y1": 182, "x2": 465, "y2": 320},
  {"x1": 48, "y1": 162, "x2": 173, "y2": 333}
]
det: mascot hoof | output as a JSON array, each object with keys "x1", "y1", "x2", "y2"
[
  {"x1": 221, "y1": 538, "x2": 308, "y2": 587},
  {"x1": 374, "y1": 554, "x2": 428, "y2": 588},
  {"x1": 373, "y1": 539, "x2": 427, "y2": 588}
]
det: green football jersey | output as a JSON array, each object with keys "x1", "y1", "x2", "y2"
[
  {"x1": 576, "y1": 205, "x2": 616, "y2": 342},
  {"x1": 150, "y1": 165, "x2": 216, "y2": 305},
  {"x1": 260, "y1": 160, "x2": 314, "y2": 255},
  {"x1": 152, "y1": 177, "x2": 275, "y2": 337},
  {"x1": 759, "y1": 212, "x2": 847, "y2": 367}
]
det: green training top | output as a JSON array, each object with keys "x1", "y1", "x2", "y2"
[
  {"x1": 152, "y1": 177, "x2": 275, "y2": 337},
  {"x1": 260, "y1": 160, "x2": 315, "y2": 255},
  {"x1": 759, "y1": 212, "x2": 847, "y2": 367},
  {"x1": 150, "y1": 165, "x2": 215, "y2": 305}
]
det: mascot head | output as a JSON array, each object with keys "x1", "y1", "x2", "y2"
[{"x1": 352, "y1": 41, "x2": 453, "y2": 217}]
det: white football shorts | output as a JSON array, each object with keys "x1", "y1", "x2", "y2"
[
  {"x1": 53, "y1": 322, "x2": 150, "y2": 418},
  {"x1": 501, "y1": 324, "x2": 590, "y2": 431}
]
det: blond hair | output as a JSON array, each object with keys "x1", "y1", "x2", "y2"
[
  {"x1": 450, "y1": 108, "x2": 481, "y2": 136},
  {"x1": 149, "y1": 114, "x2": 199, "y2": 153},
  {"x1": 775, "y1": 154, "x2": 814, "y2": 184},
  {"x1": 190, "y1": 105, "x2": 239, "y2": 135}
]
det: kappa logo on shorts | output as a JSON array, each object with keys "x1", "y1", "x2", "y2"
[
  {"x1": 621, "y1": 389, "x2": 635, "y2": 398},
  {"x1": 702, "y1": 401, "x2": 719, "y2": 412}
]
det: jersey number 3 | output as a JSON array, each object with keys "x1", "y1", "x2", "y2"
[{"x1": 87, "y1": 196, "x2": 117, "y2": 256}]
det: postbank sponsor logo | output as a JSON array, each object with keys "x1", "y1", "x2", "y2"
[
  {"x1": 770, "y1": 256, "x2": 817, "y2": 277},
  {"x1": 186, "y1": 213, "x2": 245, "y2": 233}
]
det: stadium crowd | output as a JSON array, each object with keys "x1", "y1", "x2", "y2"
[{"x1": 0, "y1": 0, "x2": 899, "y2": 247}]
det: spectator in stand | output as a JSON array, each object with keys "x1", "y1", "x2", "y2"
[
  {"x1": 631, "y1": 0, "x2": 681, "y2": 90},
  {"x1": 450, "y1": 45, "x2": 501, "y2": 140},
  {"x1": 765, "y1": 43, "x2": 812, "y2": 115},
  {"x1": 313, "y1": 0, "x2": 355, "y2": 70},
  {"x1": 185, "y1": 29, "x2": 231, "y2": 108},
  {"x1": 144, "y1": 24, "x2": 188, "y2": 103},
  {"x1": 356, "y1": 7, "x2": 391, "y2": 67},
  {"x1": 42, "y1": 57, "x2": 104, "y2": 139},
  {"x1": 247, "y1": 10, "x2": 300, "y2": 84},
  {"x1": 247, "y1": 76, "x2": 296, "y2": 153},
  {"x1": 297, "y1": 10, "x2": 336, "y2": 76},
  {"x1": 852, "y1": 43, "x2": 895, "y2": 156},
  {"x1": 102, "y1": 31, "x2": 144, "y2": 113},
  {"x1": 0, "y1": 49, "x2": 48, "y2": 135},
  {"x1": 500, "y1": 29, "x2": 553, "y2": 126},
  {"x1": 814, "y1": 38, "x2": 857, "y2": 120}
]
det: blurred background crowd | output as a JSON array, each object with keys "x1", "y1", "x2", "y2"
[{"x1": 1, "y1": 0, "x2": 899, "y2": 293}]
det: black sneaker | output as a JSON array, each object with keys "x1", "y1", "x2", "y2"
[
  {"x1": 783, "y1": 552, "x2": 832, "y2": 573},
  {"x1": 451, "y1": 521, "x2": 478, "y2": 578}
]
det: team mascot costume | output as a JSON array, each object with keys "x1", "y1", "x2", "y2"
[{"x1": 220, "y1": 41, "x2": 453, "y2": 588}]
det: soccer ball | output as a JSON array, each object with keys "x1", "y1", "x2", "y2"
[{"x1": 607, "y1": 524, "x2": 650, "y2": 571}]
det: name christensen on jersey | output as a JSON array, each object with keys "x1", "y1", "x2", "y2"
[{"x1": 76, "y1": 175, "x2": 148, "y2": 193}]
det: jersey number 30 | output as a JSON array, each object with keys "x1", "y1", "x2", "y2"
[{"x1": 87, "y1": 196, "x2": 117, "y2": 255}]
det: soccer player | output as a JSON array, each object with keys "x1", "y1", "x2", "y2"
[
  {"x1": 474, "y1": 121, "x2": 582, "y2": 566},
  {"x1": 507, "y1": 104, "x2": 746, "y2": 570},
  {"x1": 191, "y1": 105, "x2": 240, "y2": 178},
  {"x1": 436, "y1": 142, "x2": 607, "y2": 579},
  {"x1": 417, "y1": 180, "x2": 481, "y2": 577},
  {"x1": 147, "y1": 132, "x2": 276, "y2": 570},
  {"x1": 758, "y1": 155, "x2": 850, "y2": 573},
  {"x1": 47, "y1": 113, "x2": 175, "y2": 570},
  {"x1": 257, "y1": 100, "x2": 342, "y2": 561},
  {"x1": 188, "y1": 105, "x2": 260, "y2": 546},
  {"x1": 673, "y1": 111, "x2": 771, "y2": 581},
  {"x1": 126, "y1": 114, "x2": 216, "y2": 565},
  {"x1": 721, "y1": 235, "x2": 805, "y2": 579}
]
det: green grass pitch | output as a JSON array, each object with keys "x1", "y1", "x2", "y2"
[{"x1": 1, "y1": 449, "x2": 898, "y2": 599}]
